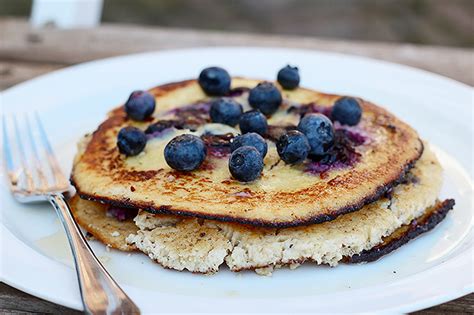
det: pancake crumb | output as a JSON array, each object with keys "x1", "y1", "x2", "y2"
[{"x1": 126, "y1": 145, "x2": 443, "y2": 274}]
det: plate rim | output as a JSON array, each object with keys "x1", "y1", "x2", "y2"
[
  {"x1": 1, "y1": 46, "x2": 472, "y2": 97},
  {"x1": 2, "y1": 220, "x2": 472, "y2": 313},
  {"x1": 1, "y1": 46, "x2": 473, "y2": 313}
]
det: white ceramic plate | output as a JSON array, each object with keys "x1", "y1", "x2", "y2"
[{"x1": 1, "y1": 48, "x2": 473, "y2": 314}]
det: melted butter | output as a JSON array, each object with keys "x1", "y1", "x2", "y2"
[
  {"x1": 257, "y1": 143, "x2": 341, "y2": 192},
  {"x1": 151, "y1": 78, "x2": 254, "y2": 115},
  {"x1": 125, "y1": 125, "x2": 238, "y2": 171},
  {"x1": 124, "y1": 120, "x2": 349, "y2": 193},
  {"x1": 153, "y1": 84, "x2": 208, "y2": 113},
  {"x1": 197, "y1": 123, "x2": 239, "y2": 135},
  {"x1": 97, "y1": 255, "x2": 112, "y2": 265},
  {"x1": 123, "y1": 78, "x2": 364, "y2": 193},
  {"x1": 35, "y1": 229, "x2": 74, "y2": 266},
  {"x1": 126, "y1": 130, "x2": 182, "y2": 170},
  {"x1": 268, "y1": 110, "x2": 300, "y2": 126}
]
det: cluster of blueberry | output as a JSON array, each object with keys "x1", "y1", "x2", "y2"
[
  {"x1": 164, "y1": 66, "x2": 298, "y2": 182},
  {"x1": 116, "y1": 90, "x2": 156, "y2": 156},
  {"x1": 116, "y1": 65, "x2": 362, "y2": 182}
]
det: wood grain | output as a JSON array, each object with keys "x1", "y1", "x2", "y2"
[
  {"x1": 0, "y1": 18, "x2": 472, "y2": 86},
  {"x1": 0, "y1": 17, "x2": 472, "y2": 314},
  {"x1": 0, "y1": 283, "x2": 80, "y2": 315},
  {"x1": 0, "y1": 61, "x2": 65, "y2": 90},
  {"x1": 413, "y1": 293, "x2": 474, "y2": 314},
  {"x1": 1, "y1": 281, "x2": 472, "y2": 314}
]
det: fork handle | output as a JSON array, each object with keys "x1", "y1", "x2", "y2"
[{"x1": 48, "y1": 193, "x2": 140, "y2": 315}]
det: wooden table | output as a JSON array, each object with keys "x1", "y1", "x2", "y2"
[{"x1": 1, "y1": 18, "x2": 472, "y2": 314}]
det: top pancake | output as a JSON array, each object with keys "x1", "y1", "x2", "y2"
[{"x1": 71, "y1": 78, "x2": 423, "y2": 228}]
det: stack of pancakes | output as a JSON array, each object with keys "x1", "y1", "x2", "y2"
[{"x1": 70, "y1": 78, "x2": 454, "y2": 275}]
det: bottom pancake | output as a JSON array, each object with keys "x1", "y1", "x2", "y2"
[
  {"x1": 70, "y1": 196, "x2": 138, "y2": 251},
  {"x1": 345, "y1": 198, "x2": 454, "y2": 263},
  {"x1": 72, "y1": 197, "x2": 453, "y2": 275},
  {"x1": 69, "y1": 144, "x2": 453, "y2": 275}
]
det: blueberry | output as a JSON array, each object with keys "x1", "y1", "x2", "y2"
[
  {"x1": 277, "y1": 130, "x2": 310, "y2": 164},
  {"x1": 297, "y1": 113, "x2": 335, "y2": 156},
  {"x1": 332, "y1": 97, "x2": 362, "y2": 126},
  {"x1": 239, "y1": 110, "x2": 268, "y2": 135},
  {"x1": 198, "y1": 67, "x2": 231, "y2": 96},
  {"x1": 229, "y1": 146, "x2": 264, "y2": 182},
  {"x1": 277, "y1": 65, "x2": 300, "y2": 90},
  {"x1": 124, "y1": 90, "x2": 156, "y2": 121},
  {"x1": 248, "y1": 82, "x2": 282, "y2": 116},
  {"x1": 117, "y1": 126, "x2": 147, "y2": 156},
  {"x1": 164, "y1": 134, "x2": 207, "y2": 171},
  {"x1": 210, "y1": 98, "x2": 243, "y2": 126},
  {"x1": 231, "y1": 132, "x2": 268, "y2": 158}
]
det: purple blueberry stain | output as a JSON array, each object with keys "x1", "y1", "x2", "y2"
[
  {"x1": 106, "y1": 206, "x2": 138, "y2": 221},
  {"x1": 287, "y1": 102, "x2": 333, "y2": 118},
  {"x1": 201, "y1": 132, "x2": 234, "y2": 158},
  {"x1": 304, "y1": 129, "x2": 366, "y2": 177},
  {"x1": 226, "y1": 87, "x2": 250, "y2": 97},
  {"x1": 145, "y1": 128, "x2": 174, "y2": 140}
]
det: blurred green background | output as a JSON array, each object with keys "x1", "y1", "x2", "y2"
[{"x1": 1, "y1": 0, "x2": 472, "y2": 47}]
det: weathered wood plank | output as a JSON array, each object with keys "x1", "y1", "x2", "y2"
[
  {"x1": 0, "y1": 61, "x2": 65, "y2": 90},
  {"x1": 414, "y1": 293, "x2": 474, "y2": 314},
  {"x1": 1, "y1": 281, "x2": 472, "y2": 314},
  {"x1": 0, "y1": 283, "x2": 80, "y2": 314},
  {"x1": 0, "y1": 18, "x2": 472, "y2": 85}
]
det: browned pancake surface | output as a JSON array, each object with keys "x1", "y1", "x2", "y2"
[{"x1": 71, "y1": 78, "x2": 423, "y2": 227}]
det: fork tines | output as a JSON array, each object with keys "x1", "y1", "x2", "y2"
[{"x1": 2, "y1": 113, "x2": 69, "y2": 199}]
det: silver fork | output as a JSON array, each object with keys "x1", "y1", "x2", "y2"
[{"x1": 2, "y1": 113, "x2": 140, "y2": 315}]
